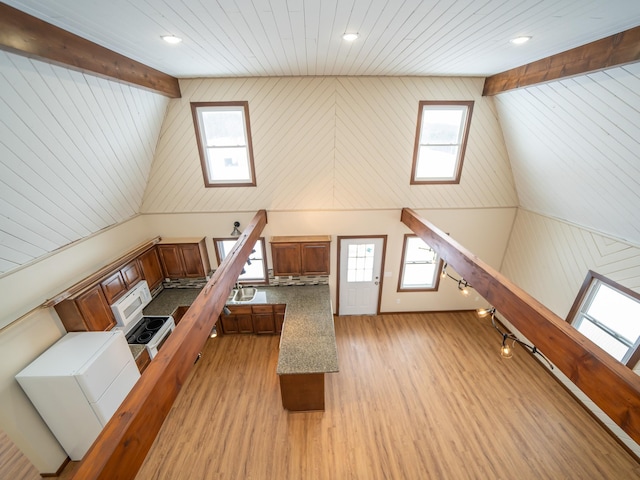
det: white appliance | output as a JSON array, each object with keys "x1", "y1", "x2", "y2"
[
  {"x1": 111, "y1": 280, "x2": 174, "y2": 359},
  {"x1": 15, "y1": 331, "x2": 140, "y2": 460}
]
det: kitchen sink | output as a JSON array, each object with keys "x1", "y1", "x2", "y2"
[
  {"x1": 227, "y1": 289, "x2": 238, "y2": 302},
  {"x1": 233, "y1": 287, "x2": 257, "y2": 302}
]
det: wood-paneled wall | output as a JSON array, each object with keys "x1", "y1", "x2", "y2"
[
  {"x1": 494, "y1": 61, "x2": 640, "y2": 247},
  {"x1": 0, "y1": 50, "x2": 169, "y2": 276},
  {"x1": 142, "y1": 76, "x2": 517, "y2": 212}
]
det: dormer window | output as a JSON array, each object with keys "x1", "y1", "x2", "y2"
[
  {"x1": 191, "y1": 102, "x2": 257, "y2": 187},
  {"x1": 411, "y1": 101, "x2": 473, "y2": 184}
]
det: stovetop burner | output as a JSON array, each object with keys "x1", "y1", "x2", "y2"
[{"x1": 126, "y1": 316, "x2": 170, "y2": 345}]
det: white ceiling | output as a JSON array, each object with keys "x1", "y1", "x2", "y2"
[{"x1": 6, "y1": 0, "x2": 640, "y2": 78}]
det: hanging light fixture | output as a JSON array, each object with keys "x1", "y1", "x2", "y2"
[
  {"x1": 209, "y1": 324, "x2": 218, "y2": 338},
  {"x1": 230, "y1": 221, "x2": 242, "y2": 237},
  {"x1": 477, "y1": 307, "x2": 553, "y2": 368}
]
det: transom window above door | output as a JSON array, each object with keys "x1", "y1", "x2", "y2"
[
  {"x1": 411, "y1": 101, "x2": 474, "y2": 184},
  {"x1": 191, "y1": 102, "x2": 257, "y2": 187}
]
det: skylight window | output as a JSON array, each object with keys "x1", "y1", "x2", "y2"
[
  {"x1": 191, "y1": 102, "x2": 256, "y2": 187},
  {"x1": 411, "y1": 101, "x2": 474, "y2": 184}
]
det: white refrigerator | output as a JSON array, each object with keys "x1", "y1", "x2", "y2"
[{"x1": 16, "y1": 330, "x2": 140, "y2": 460}]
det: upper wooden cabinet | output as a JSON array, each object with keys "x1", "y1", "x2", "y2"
[
  {"x1": 137, "y1": 248, "x2": 163, "y2": 290},
  {"x1": 55, "y1": 284, "x2": 116, "y2": 332},
  {"x1": 100, "y1": 271, "x2": 127, "y2": 305},
  {"x1": 121, "y1": 260, "x2": 142, "y2": 288},
  {"x1": 157, "y1": 238, "x2": 211, "y2": 279},
  {"x1": 271, "y1": 236, "x2": 331, "y2": 276}
]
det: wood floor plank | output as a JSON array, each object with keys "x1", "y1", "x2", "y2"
[{"x1": 130, "y1": 312, "x2": 640, "y2": 479}]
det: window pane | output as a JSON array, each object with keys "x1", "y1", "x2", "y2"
[
  {"x1": 587, "y1": 284, "x2": 640, "y2": 343},
  {"x1": 206, "y1": 147, "x2": 250, "y2": 182},
  {"x1": 347, "y1": 243, "x2": 375, "y2": 283},
  {"x1": 201, "y1": 109, "x2": 246, "y2": 147},
  {"x1": 406, "y1": 237, "x2": 438, "y2": 263},
  {"x1": 416, "y1": 145, "x2": 459, "y2": 179},
  {"x1": 403, "y1": 264, "x2": 437, "y2": 288},
  {"x1": 216, "y1": 239, "x2": 265, "y2": 282},
  {"x1": 420, "y1": 107, "x2": 465, "y2": 144},
  {"x1": 576, "y1": 318, "x2": 629, "y2": 361}
]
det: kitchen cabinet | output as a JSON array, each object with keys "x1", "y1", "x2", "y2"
[
  {"x1": 274, "y1": 304, "x2": 286, "y2": 334},
  {"x1": 135, "y1": 348, "x2": 151, "y2": 373},
  {"x1": 158, "y1": 238, "x2": 211, "y2": 279},
  {"x1": 220, "y1": 305, "x2": 253, "y2": 334},
  {"x1": 100, "y1": 271, "x2": 127, "y2": 305},
  {"x1": 121, "y1": 260, "x2": 142, "y2": 288},
  {"x1": 252, "y1": 305, "x2": 275, "y2": 334},
  {"x1": 138, "y1": 248, "x2": 163, "y2": 290},
  {"x1": 55, "y1": 284, "x2": 117, "y2": 332},
  {"x1": 270, "y1": 236, "x2": 331, "y2": 276}
]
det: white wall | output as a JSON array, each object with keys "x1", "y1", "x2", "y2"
[
  {"x1": 499, "y1": 208, "x2": 640, "y2": 455},
  {"x1": 494, "y1": 62, "x2": 640, "y2": 246},
  {"x1": 144, "y1": 207, "x2": 516, "y2": 313},
  {"x1": 0, "y1": 50, "x2": 169, "y2": 277},
  {"x1": 0, "y1": 216, "x2": 154, "y2": 473},
  {"x1": 143, "y1": 76, "x2": 517, "y2": 212}
]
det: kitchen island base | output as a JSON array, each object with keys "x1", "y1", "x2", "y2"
[{"x1": 279, "y1": 373, "x2": 325, "y2": 411}]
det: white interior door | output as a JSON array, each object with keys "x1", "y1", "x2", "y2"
[{"x1": 339, "y1": 238, "x2": 384, "y2": 315}]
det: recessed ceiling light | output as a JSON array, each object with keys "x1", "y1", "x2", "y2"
[
  {"x1": 510, "y1": 36, "x2": 532, "y2": 45},
  {"x1": 161, "y1": 35, "x2": 182, "y2": 44},
  {"x1": 342, "y1": 33, "x2": 359, "y2": 42}
]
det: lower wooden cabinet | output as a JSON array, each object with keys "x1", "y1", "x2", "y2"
[
  {"x1": 220, "y1": 304, "x2": 286, "y2": 335},
  {"x1": 135, "y1": 348, "x2": 151, "y2": 373}
]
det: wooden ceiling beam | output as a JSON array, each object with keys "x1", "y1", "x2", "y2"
[
  {"x1": 483, "y1": 26, "x2": 640, "y2": 96},
  {"x1": 401, "y1": 207, "x2": 640, "y2": 444},
  {"x1": 71, "y1": 210, "x2": 268, "y2": 480},
  {"x1": 0, "y1": 3, "x2": 181, "y2": 98}
]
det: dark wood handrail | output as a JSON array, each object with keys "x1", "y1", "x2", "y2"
[
  {"x1": 71, "y1": 210, "x2": 267, "y2": 480},
  {"x1": 401, "y1": 207, "x2": 640, "y2": 444}
]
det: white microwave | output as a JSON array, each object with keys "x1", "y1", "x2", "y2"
[{"x1": 110, "y1": 280, "x2": 152, "y2": 332}]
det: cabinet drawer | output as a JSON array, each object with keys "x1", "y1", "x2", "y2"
[
  {"x1": 252, "y1": 305, "x2": 273, "y2": 314},
  {"x1": 274, "y1": 304, "x2": 286, "y2": 314},
  {"x1": 228, "y1": 305, "x2": 252, "y2": 315}
]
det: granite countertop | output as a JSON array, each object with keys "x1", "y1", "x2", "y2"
[{"x1": 141, "y1": 285, "x2": 338, "y2": 376}]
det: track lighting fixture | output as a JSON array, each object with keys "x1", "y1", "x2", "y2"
[
  {"x1": 476, "y1": 307, "x2": 553, "y2": 368},
  {"x1": 441, "y1": 262, "x2": 473, "y2": 296},
  {"x1": 209, "y1": 324, "x2": 218, "y2": 338},
  {"x1": 230, "y1": 221, "x2": 242, "y2": 237}
]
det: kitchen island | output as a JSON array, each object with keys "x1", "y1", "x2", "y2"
[{"x1": 144, "y1": 285, "x2": 339, "y2": 411}]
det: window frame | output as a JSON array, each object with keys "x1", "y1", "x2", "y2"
[
  {"x1": 410, "y1": 100, "x2": 474, "y2": 185},
  {"x1": 566, "y1": 270, "x2": 640, "y2": 367},
  {"x1": 397, "y1": 234, "x2": 443, "y2": 292},
  {"x1": 191, "y1": 101, "x2": 257, "y2": 188},
  {"x1": 213, "y1": 237, "x2": 268, "y2": 285}
]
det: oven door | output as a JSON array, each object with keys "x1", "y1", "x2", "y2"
[{"x1": 146, "y1": 318, "x2": 175, "y2": 359}]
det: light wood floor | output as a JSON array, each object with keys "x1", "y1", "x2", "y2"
[{"x1": 69, "y1": 312, "x2": 640, "y2": 479}]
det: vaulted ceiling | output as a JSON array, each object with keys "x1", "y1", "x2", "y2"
[{"x1": 5, "y1": 0, "x2": 640, "y2": 78}]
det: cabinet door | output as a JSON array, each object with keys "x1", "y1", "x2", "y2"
[
  {"x1": 221, "y1": 315, "x2": 239, "y2": 334},
  {"x1": 253, "y1": 313, "x2": 275, "y2": 334},
  {"x1": 158, "y1": 245, "x2": 185, "y2": 278},
  {"x1": 237, "y1": 314, "x2": 254, "y2": 334},
  {"x1": 121, "y1": 260, "x2": 142, "y2": 288},
  {"x1": 180, "y1": 244, "x2": 205, "y2": 277},
  {"x1": 138, "y1": 248, "x2": 163, "y2": 290},
  {"x1": 301, "y1": 242, "x2": 330, "y2": 275},
  {"x1": 100, "y1": 271, "x2": 127, "y2": 304},
  {"x1": 271, "y1": 243, "x2": 301, "y2": 276},
  {"x1": 76, "y1": 285, "x2": 116, "y2": 331}
]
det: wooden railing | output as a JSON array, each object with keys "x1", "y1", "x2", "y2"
[
  {"x1": 71, "y1": 210, "x2": 268, "y2": 480},
  {"x1": 401, "y1": 208, "x2": 640, "y2": 444}
]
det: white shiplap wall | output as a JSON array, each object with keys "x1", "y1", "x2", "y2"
[
  {"x1": 0, "y1": 50, "x2": 169, "y2": 276},
  {"x1": 142, "y1": 76, "x2": 517, "y2": 212},
  {"x1": 494, "y1": 62, "x2": 640, "y2": 247},
  {"x1": 500, "y1": 208, "x2": 640, "y2": 454}
]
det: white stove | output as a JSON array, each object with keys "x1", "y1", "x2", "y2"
[{"x1": 110, "y1": 280, "x2": 174, "y2": 359}]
